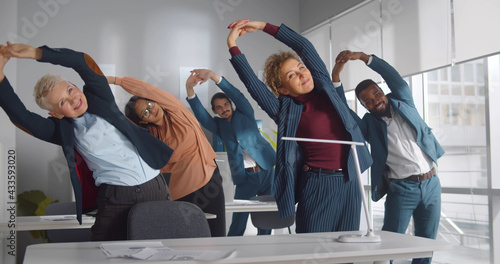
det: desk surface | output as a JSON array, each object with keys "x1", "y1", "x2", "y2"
[
  {"x1": 24, "y1": 231, "x2": 450, "y2": 264},
  {"x1": 0, "y1": 215, "x2": 95, "y2": 232},
  {"x1": 225, "y1": 200, "x2": 279, "y2": 213},
  {"x1": 0, "y1": 213, "x2": 216, "y2": 232}
]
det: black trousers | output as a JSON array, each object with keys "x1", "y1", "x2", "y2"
[
  {"x1": 91, "y1": 174, "x2": 170, "y2": 241},
  {"x1": 177, "y1": 165, "x2": 226, "y2": 237}
]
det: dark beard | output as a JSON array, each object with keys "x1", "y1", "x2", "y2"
[{"x1": 372, "y1": 102, "x2": 390, "y2": 118}]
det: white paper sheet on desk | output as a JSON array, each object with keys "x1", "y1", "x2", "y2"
[
  {"x1": 100, "y1": 241, "x2": 235, "y2": 261},
  {"x1": 132, "y1": 247, "x2": 235, "y2": 261},
  {"x1": 225, "y1": 199, "x2": 267, "y2": 206}
]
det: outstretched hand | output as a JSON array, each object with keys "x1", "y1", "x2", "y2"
[
  {"x1": 186, "y1": 71, "x2": 204, "y2": 90},
  {"x1": 191, "y1": 69, "x2": 212, "y2": 85},
  {"x1": 332, "y1": 50, "x2": 353, "y2": 82},
  {"x1": 227, "y1": 19, "x2": 266, "y2": 48},
  {"x1": 4, "y1": 42, "x2": 42, "y2": 60},
  {"x1": 0, "y1": 45, "x2": 11, "y2": 81},
  {"x1": 186, "y1": 69, "x2": 221, "y2": 89},
  {"x1": 331, "y1": 50, "x2": 370, "y2": 82}
]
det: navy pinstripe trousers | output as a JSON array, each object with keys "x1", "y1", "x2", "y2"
[{"x1": 295, "y1": 170, "x2": 361, "y2": 233}]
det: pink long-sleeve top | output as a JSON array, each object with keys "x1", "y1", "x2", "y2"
[{"x1": 115, "y1": 77, "x2": 217, "y2": 200}]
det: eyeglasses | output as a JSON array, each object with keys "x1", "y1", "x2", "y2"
[{"x1": 141, "y1": 101, "x2": 156, "y2": 120}]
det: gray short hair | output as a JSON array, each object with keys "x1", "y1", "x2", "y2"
[{"x1": 33, "y1": 74, "x2": 66, "y2": 110}]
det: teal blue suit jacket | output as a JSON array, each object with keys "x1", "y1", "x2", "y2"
[
  {"x1": 187, "y1": 77, "x2": 276, "y2": 185},
  {"x1": 358, "y1": 55, "x2": 445, "y2": 201}
]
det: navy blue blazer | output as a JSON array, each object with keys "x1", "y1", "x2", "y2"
[
  {"x1": 188, "y1": 77, "x2": 276, "y2": 185},
  {"x1": 0, "y1": 46, "x2": 173, "y2": 223},
  {"x1": 357, "y1": 55, "x2": 445, "y2": 202},
  {"x1": 230, "y1": 24, "x2": 372, "y2": 218}
]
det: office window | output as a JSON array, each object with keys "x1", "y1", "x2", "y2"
[
  {"x1": 440, "y1": 68, "x2": 448, "y2": 81},
  {"x1": 451, "y1": 66, "x2": 461, "y2": 82},
  {"x1": 440, "y1": 84, "x2": 450, "y2": 95},
  {"x1": 451, "y1": 84, "x2": 461, "y2": 95},
  {"x1": 428, "y1": 103, "x2": 441, "y2": 128},
  {"x1": 450, "y1": 103, "x2": 463, "y2": 125},
  {"x1": 464, "y1": 64, "x2": 474, "y2": 82},
  {"x1": 427, "y1": 70, "x2": 438, "y2": 81},
  {"x1": 464, "y1": 85, "x2": 475, "y2": 96},
  {"x1": 428, "y1": 83, "x2": 439, "y2": 95}
]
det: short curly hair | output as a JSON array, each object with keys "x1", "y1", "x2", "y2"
[{"x1": 263, "y1": 51, "x2": 299, "y2": 97}]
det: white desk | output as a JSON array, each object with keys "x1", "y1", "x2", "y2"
[
  {"x1": 0, "y1": 215, "x2": 94, "y2": 232},
  {"x1": 225, "y1": 200, "x2": 279, "y2": 213},
  {"x1": 24, "y1": 231, "x2": 450, "y2": 264},
  {"x1": 0, "y1": 213, "x2": 216, "y2": 232}
]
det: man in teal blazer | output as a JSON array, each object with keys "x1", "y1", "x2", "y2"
[
  {"x1": 186, "y1": 69, "x2": 276, "y2": 236},
  {"x1": 337, "y1": 50, "x2": 444, "y2": 264}
]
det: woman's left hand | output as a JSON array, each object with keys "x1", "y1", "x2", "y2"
[{"x1": 227, "y1": 19, "x2": 266, "y2": 48}]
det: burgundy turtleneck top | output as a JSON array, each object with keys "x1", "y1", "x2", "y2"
[{"x1": 293, "y1": 89, "x2": 348, "y2": 170}]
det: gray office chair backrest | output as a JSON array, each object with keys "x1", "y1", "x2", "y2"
[
  {"x1": 249, "y1": 195, "x2": 295, "y2": 233},
  {"x1": 127, "y1": 200, "x2": 211, "y2": 240},
  {"x1": 45, "y1": 201, "x2": 92, "y2": 242}
]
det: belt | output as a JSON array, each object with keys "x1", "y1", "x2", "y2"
[
  {"x1": 303, "y1": 164, "x2": 343, "y2": 174},
  {"x1": 405, "y1": 168, "x2": 436, "y2": 181},
  {"x1": 245, "y1": 165, "x2": 261, "y2": 172}
]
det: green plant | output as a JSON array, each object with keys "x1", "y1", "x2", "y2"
[{"x1": 17, "y1": 190, "x2": 58, "y2": 242}]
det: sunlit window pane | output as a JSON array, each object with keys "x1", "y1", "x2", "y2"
[
  {"x1": 451, "y1": 85, "x2": 462, "y2": 95},
  {"x1": 451, "y1": 66, "x2": 461, "y2": 82}
]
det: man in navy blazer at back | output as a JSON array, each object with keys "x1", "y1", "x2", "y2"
[{"x1": 186, "y1": 69, "x2": 276, "y2": 236}]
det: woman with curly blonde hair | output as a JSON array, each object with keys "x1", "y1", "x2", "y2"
[
  {"x1": 226, "y1": 19, "x2": 372, "y2": 233},
  {"x1": 263, "y1": 51, "x2": 299, "y2": 97}
]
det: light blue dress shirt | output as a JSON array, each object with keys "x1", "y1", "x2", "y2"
[{"x1": 73, "y1": 113, "x2": 159, "y2": 186}]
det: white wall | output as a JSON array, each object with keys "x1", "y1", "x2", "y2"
[
  {"x1": 9, "y1": 0, "x2": 299, "y2": 203},
  {"x1": 299, "y1": 0, "x2": 365, "y2": 32},
  {"x1": 0, "y1": 1, "x2": 18, "y2": 263}
]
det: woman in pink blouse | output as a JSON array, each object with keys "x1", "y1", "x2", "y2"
[{"x1": 107, "y1": 76, "x2": 226, "y2": 237}]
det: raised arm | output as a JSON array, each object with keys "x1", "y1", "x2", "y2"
[
  {"x1": 228, "y1": 19, "x2": 331, "y2": 81},
  {"x1": 331, "y1": 50, "x2": 369, "y2": 82},
  {"x1": 0, "y1": 44, "x2": 10, "y2": 82},
  {"x1": 187, "y1": 69, "x2": 221, "y2": 97},
  {"x1": 226, "y1": 20, "x2": 280, "y2": 122},
  {"x1": 108, "y1": 75, "x2": 183, "y2": 112},
  {"x1": 367, "y1": 55, "x2": 412, "y2": 103},
  {"x1": 227, "y1": 19, "x2": 266, "y2": 48},
  {"x1": 185, "y1": 71, "x2": 220, "y2": 135},
  {"x1": 7, "y1": 42, "x2": 112, "y2": 101},
  {"x1": 4, "y1": 42, "x2": 43, "y2": 61},
  {"x1": 0, "y1": 44, "x2": 60, "y2": 144}
]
